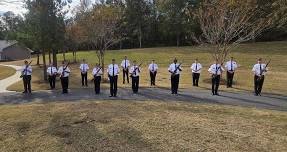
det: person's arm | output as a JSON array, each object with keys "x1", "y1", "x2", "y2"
[{"x1": 129, "y1": 66, "x2": 133, "y2": 74}]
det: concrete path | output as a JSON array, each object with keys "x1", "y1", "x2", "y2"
[
  {"x1": 0, "y1": 87, "x2": 286, "y2": 111},
  {"x1": 0, "y1": 64, "x2": 22, "y2": 93}
]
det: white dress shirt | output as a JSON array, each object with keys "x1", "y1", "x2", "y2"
[
  {"x1": 225, "y1": 60, "x2": 238, "y2": 71},
  {"x1": 47, "y1": 66, "x2": 58, "y2": 76},
  {"x1": 107, "y1": 64, "x2": 120, "y2": 76},
  {"x1": 58, "y1": 66, "x2": 71, "y2": 77},
  {"x1": 148, "y1": 63, "x2": 158, "y2": 72},
  {"x1": 208, "y1": 64, "x2": 225, "y2": 75},
  {"x1": 191, "y1": 63, "x2": 202, "y2": 73},
  {"x1": 130, "y1": 65, "x2": 141, "y2": 77},
  {"x1": 21, "y1": 65, "x2": 32, "y2": 76},
  {"x1": 168, "y1": 63, "x2": 182, "y2": 75},
  {"x1": 80, "y1": 63, "x2": 89, "y2": 73},
  {"x1": 252, "y1": 63, "x2": 267, "y2": 76},
  {"x1": 92, "y1": 67, "x2": 103, "y2": 76},
  {"x1": 121, "y1": 59, "x2": 130, "y2": 69}
]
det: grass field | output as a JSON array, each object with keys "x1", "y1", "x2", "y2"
[
  {"x1": 7, "y1": 41, "x2": 287, "y2": 95},
  {"x1": 0, "y1": 100, "x2": 286, "y2": 152},
  {"x1": 0, "y1": 65, "x2": 15, "y2": 80}
]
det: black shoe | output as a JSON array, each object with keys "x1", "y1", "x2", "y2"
[
  {"x1": 254, "y1": 93, "x2": 258, "y2": 96},
  {"x1": 215, "y1": 93, "x2": 220, "y2": 96},
  {"x1": 109, "y1": 95, "x2": 113, "y2": 97},
  {"x1": 22, "y1": 91, "x2": 27, "y2": 94},
  {"x1": 113, "y1": 95, "x2": 117, "y2": 97}
]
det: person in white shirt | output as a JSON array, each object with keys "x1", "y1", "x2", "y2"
[
  {"x1": 47, "y1": 63, "x2": 58, "y2": 89},
  {"x1": 58, "y1": 61, "x2": 71, "y2": 94},
  {"x1": 107, "y1": 59, "x2": 120, "y2": 97},
  {"x1": 190, "y1": 58, "x2": 202, "y2": 87},
  {"x1": 121, "y1": 56, "x2": 130, "y2": 84},
  {"x1": 252, "y1": 58, "x2": 268, "y2": 96},
  {"x1": 80, "y1": 59, "x2": 89, "y2": 87},
  {"x1": 129, "y1": 60, "x2": 141, "y2": 93},
  {"x1": 21, "y1": 60, "x2": 32, "y2": 94},
  {"x1": 225, "y1": 57, "x2": 238, "y2": 88},
  {"x1": 148, "y1": 60, "x2": 158, "y2": 86},
  {"x1": 208, "y1": 59, "x2": 225, "y2": 95},
  {"x1": 168, "y1": 58, "x2": 182, "y2": 95},
  {"x1": 92, "y1": 63, "x2": 103, "y2": 94}
]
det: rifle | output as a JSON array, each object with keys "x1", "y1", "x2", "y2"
[
  {"x1": 60, "y1": 62, "x2": 70, "y2": 78},
  {"x1": 130, "y1": 63, "x2": 143, "y2": 77},
  {"x1": 170, "y1": 62, "x2": 183, "y2": 77},
  {"x1": 257, "y1": 59, "x2": 271, "y2": 81},
  {"x1": 20, "y1": 60, "x2": 33, "y2": 78},
  {"x1": 91, "y1": 67, "x2": 102, "y2": 81}
]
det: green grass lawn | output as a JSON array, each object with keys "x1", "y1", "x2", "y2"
[
  {"x1": 0, "y1": 65, "x2": 16, "y2": 80},
  {"x1": 0, "y1": 100, "x2": 286, "y2": 152},
  {"x1": 7, "y1": 41, "x2": 287, "y2": 95}
]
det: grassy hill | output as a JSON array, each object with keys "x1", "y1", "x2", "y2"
[
  {"x1": 7, "y1": 41, "x2": 287, "y2": 95},
  {"x1": 0, "y1": 65, "x2": 15, "y2": 80},
  {"x1": 0, "y1": 100, "x2": 287, "y2": 151}
]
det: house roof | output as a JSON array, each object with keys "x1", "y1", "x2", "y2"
[
  {"x1": 0, "y1": 40, "x2": 17, "y2": 52},
  {"x1": 0, "y1": 40, "x2": 33, "y2": 53}
]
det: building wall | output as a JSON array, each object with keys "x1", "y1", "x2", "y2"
[{"x1": 1, "y1": 45, "x2": 31, "y2": 61}]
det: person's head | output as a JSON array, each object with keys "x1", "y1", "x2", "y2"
[
  {"x1": 62, "y1": 61, "x2": 66, "y2": 65},
  {"x1": 230, "y1": 57, "x2": 234, "y2": 61},
  {"x1": 124, "y1": 56, "x2": 127, "y2": 60},
  {"x1": 195, "y1": 58, "x2": 198, "y2": 63},
  {"x1": 112, "y1": 59, "x2": 115, "y2": 64},
  {"x1": 133, "y1": 60, "x2": 137, "y2": 65},
  {"x1": 215, "y1": 58, "x2": 219, "y2": 64},
  {"x1": 50, "y1": 63, "x2": 53, "y2": 67},
  {"x1": 82, "y1": 59, "x2": 86, "y2": 63},
  {"x1": 95, "y1": 63, "x2": 99, "y2": 67},
  {"x1": 258, "y1": 58, "x2": 262, "y2": 64},
  {"x1": 173, "y1": 58, "x2": 178, "y2": 64},
  {"x1": 24, "y1": 60, "x2": 28, "y2": 65},
  {"x1": 151, "y1": 59, "x2": 155, "y2": 63}
]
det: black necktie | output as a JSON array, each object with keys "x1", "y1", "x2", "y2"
[
  {"x1": 113, "y1": 65, "x2": 114, "y2": 76},
  {"x1": 51, "y1": 67, "x2": 52, "y2": 75},
  {"x1": 231, "y1": 61, "x2": 233, "y2": 71},
  {"x1": 216, "y1": 64, "x2": 218, "y2": 75},
  {"x1": 152, "y1": 64, "x2": 154, "y2": 71},
  {"x1": 195, "y1": 63, "x2": 198, "y2": 71},
  {"x1": 125, "y1": 60, "x2": 126, "y2": 69}
]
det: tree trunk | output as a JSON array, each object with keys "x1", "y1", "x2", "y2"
[
  {"x1": 139, "y1": 26, "x2": 142, "y2": 48},
  {"x1": 42, "y1": 51, "x2": 47, "y2": 81},
  {"x1": 48, "y1": 50, "x2": 51, "y2": 64},
  {"x1": 63, "y1": 50, "x2": 66, "y2": 61},
  {"x1": 176, "y1": 32, "x2": 180, "y2": 47},
  {"x1": 36, "y1": 53, "x2": 40, "y2": 65},
  {"x1": 52, "y1": 49, "x2": 57, "y2": 67},
  {"x1": 101, "y1": 52, "x2": 105, "y2": 80}
]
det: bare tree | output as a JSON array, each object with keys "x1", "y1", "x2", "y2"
[
  {"x1": 78, "y1": 4, "x2": 122, "y2": 79},
  {"x1": 191, "y1": 0, "x2": 278, "y2": 63}
]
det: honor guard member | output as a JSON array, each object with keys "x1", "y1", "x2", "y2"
[
  {"x1": 252, "y1": 58, "x2": 268, "y2": 96},
  {"x1": 208, "y1": 59, "x2": 224, "y2": 96},
  {"x1": 80, "y1": 59, "x2": 89, "y2": 87},
  {"x1": 190, "y1": 58, "x2": 202, "y2": 87},
  {"x1": 58, "y1": 61, "x2": 71, "y2": 94},
  {"x1": 92, "y1": 63, "x2": 103, "y2": 94},
  {"x1": 47, "y1": 63, "x2": 57, "y2": 89},
  {"x1": 225, "y1": 57, "x2": 238, "y2": 88},
  {"x1": 121, "y1": 56, "x2": 130, "y2": 84},
  {"x1": 148, "y1": 60, "x2": 158, "y2": 86},
  {"x1": 168, "y1": 58, "x2": 182, "y2": 95},
  {"x1": 130, "y1": 60, "x2": 141, "y2": 93},
  {"x1": 21, "y1": 60, "x2": 32, "y2": 94},
  {"x1": 108, "y1": 59, "x2": 120, "y2": 97}
]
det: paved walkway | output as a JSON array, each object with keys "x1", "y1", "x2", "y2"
[
  {"x1": 0, "y1": 64, "x2": 22, "y2": 93},
  {"x1": 0, "y1": 64, "x2": 286, "y2": 111},
  {"x1": 0, "y1": 87, "x2": 286, "y2": 111}
]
